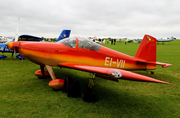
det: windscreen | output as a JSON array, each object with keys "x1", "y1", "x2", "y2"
[
  {"x1": 78, "y1": 37, "x2": 101, "y2": 51},
  {"x1": 57, "y1": 37, "x2": 77, "y2": 48}
]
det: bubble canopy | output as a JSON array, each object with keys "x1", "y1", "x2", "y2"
[{"x1": 57, "y1": 37, "x2": 101, "y2": 51}]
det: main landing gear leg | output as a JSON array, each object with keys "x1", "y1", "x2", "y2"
[
  {"x1": 41, "y1": 65, "x2": 44, "y2": 75},
  {"x1": 45, "y1": 65, "x2": 56, "y2": 80},
  {"x1": 88, "y1": 73, "x2": 95, "y2": 88}
]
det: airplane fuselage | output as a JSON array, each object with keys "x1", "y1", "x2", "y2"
[
  {"x1": 18, "y1": 37, "x2": 156, "y2": 70},
  {"x1": 5, "y1": 35, "x2": 172, "y2": 85}
]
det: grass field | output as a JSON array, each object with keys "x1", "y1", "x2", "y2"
[{"x1": 0, "y1": 40, "x2": 180, "y2": 118}]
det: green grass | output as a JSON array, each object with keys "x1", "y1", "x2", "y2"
[{"x1": 0, "y1": 40, "x2": 180, "y2": 117}]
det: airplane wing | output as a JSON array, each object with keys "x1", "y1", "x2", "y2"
[{"x1": 58, "y1": 62, "x2": 172, "y2": 84}]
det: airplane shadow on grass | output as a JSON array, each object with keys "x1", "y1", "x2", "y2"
[
  {"x1": 8, "y1": 67, "x2": 173, "y2": 117},
  {"x1": 33, "y1": 68, "x2": 172, "y2": 117}
]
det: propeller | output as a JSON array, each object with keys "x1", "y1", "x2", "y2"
[{"x1": 10, "y1": 17, "x2": 20, "y2": 60}]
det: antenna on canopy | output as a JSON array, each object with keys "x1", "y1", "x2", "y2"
[{"x1": 15, "y1": 17, "x2": 20, "y2": 41}]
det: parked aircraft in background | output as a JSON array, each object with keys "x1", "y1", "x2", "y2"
[
  {"x1": 157, "y1": 36, "x2": 175, "y2": 44},
  {"x1": 0, "y1": 36, "x2": 14, "y2": 43},
  {"x1": 0, "y1": 36, "x2": 15, "y2": 59},
  {"x1": 89, "y1": 36, "x2": 102, "y2": 44},
  {"x1": 135, "y1": 39, "x2": 142, "y2": 43},
  {"x1": 0, "y1": 43, "x2": 13, "y2": 59},
  {"x1": 126, "y1": 38, "x2": 134, "y2": 43},
  {"x1": 56, "y1": 30, "x2": 71, "y2": 42},
  {"x1": 6, "y1": 34, "x2": 172, "y2": 90},
  {"x1": 18, "y1": 35, "x2": 44, "y2": 42}
]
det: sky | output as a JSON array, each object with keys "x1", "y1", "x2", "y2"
[{"x1": 0, "y1": 0, "x2": 180, "y2": 39}]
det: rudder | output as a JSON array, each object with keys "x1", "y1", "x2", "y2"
[{"x1": 134, "y1": 34, "x2": 157, "y2": 62}]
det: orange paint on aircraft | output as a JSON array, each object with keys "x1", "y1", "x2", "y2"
[
  {"x1": 49, "y1": 79, "x2": 64, "y2": 90},
  {"x1": 35, "y1": 70, "x2": 50, "y2": 77},
  {"x1": 6, "y1": 34, "x2": 172, "y2": 86}
]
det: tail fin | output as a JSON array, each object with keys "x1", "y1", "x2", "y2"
[
  {"x1": 56, "y1": 30, "x2": 71, "y2": 42},
  {"x1": 134, "y1": 34, "x2": 157, "y2": 62}
]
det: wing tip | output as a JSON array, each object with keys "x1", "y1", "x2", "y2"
[
  {"x1": 162, "y1": 64, "x2": 172, "y2": 68},
  {"x1": 158, "y1": 81, "x2": 174, "y2": 85}
]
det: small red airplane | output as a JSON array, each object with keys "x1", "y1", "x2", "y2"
[{"x1": 6, "y1": 34, "x2": 172, "y2": 90}]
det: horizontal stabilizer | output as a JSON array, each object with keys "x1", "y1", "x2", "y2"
[
  {"x1": 135, "y1": 58, "x2": 172, "y2": 68},
  {"x1": 156, "y1": 62, "x2": 172, "y2": 68}
]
